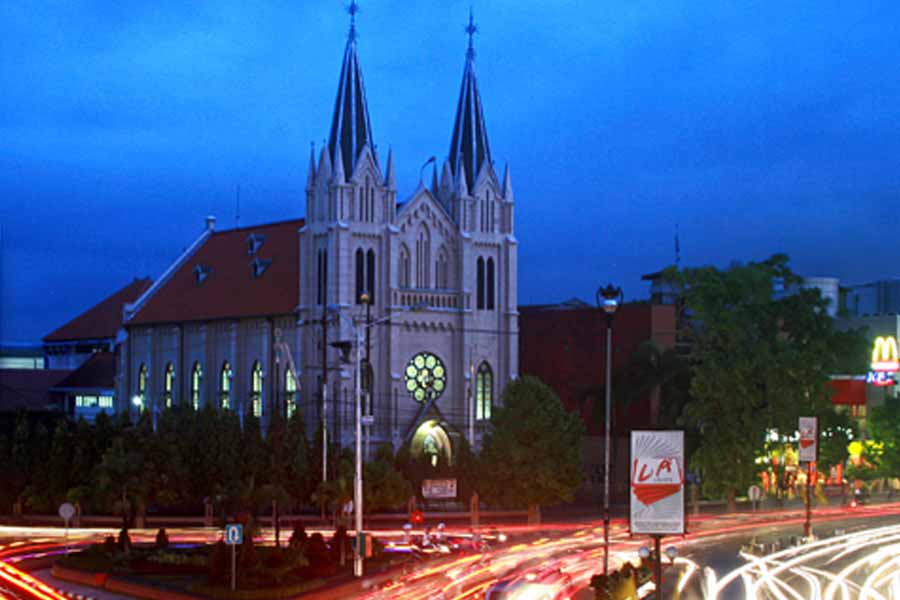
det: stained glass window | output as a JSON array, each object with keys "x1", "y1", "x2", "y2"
[
  {"x1": 404, "y1": 352, "x2": 446, "y2": 403},
  {"x1": 476, "y1": 362, "x2": 493, "y2": 420}
]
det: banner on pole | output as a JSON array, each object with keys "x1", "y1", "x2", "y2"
[
  {"x1": 630, "y1": 430, "x2": 685, "y2": 535},
  {"x1": 798, "y1": 416, "x2": 818, "y2": 463}
]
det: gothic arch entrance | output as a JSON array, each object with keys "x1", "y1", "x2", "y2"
[{"x1": 410, "y1": 420, "x2": 453, "y2": 468}]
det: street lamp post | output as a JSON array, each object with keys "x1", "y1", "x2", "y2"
[
  {"x1": 596, "y1": 283, "x2": 623, "y2": 577},
  {"x1": 328, "y1": 298, "x2": 427, "y2": 578}
]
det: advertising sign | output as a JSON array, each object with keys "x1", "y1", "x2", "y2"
[
  {"x1": 868, "y1": 336, "x2": 899, "y2": 387},
  {"x1": 798, "y1": 416, "x2": 818, "y2": 463},
  {"x1": 422, "y1": 478, "x2": 457, "y2": 499},
  {"x1": 630, "y1": 431, "x2": 684, "y2": 535}
]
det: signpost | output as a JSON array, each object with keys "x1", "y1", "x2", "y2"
[
  {"x1": 58, "y1": 502, "x2": 75, "y2": 556},
  {"x1": 422, "y1": 478, "x2": 457, "y2": 499},
  {"x1": 748, "y1": 484, "x2": 762, "y2": 511},
  {"x1": 225, "y1": 524, "x2": 243, "y2": 591},
  {"x1": 631, "y1": 430, "x2": 685, "y2": 598},
  {"x1": 798, "y1": 417, "x2": 818, "y2": 538}
]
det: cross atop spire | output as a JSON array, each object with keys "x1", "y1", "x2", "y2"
[
  {"x1": 348, "y1": 0, "x2": 359, "y2": 41},
  {"x1": 465, "y1": 7, "x2": 477, "y2": 59}
]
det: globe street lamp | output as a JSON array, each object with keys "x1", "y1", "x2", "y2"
[{"x1": 596, "y1": 282, "x2": 623, "y2": 577}]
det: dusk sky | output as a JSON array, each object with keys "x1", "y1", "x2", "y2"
[{"x1": 2, "y1": 1, "x2": 900, "y2": 344}]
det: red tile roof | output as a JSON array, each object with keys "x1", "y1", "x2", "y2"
[
  {"x1": 44, "y1": 278, "x2": 152, "y2": 342},
  {"x1": 128, "y1": 219, "x2": 303, "y2": 325},
  {"x1": 53, "y1": 352, "x2": 116, "y2": 390}
]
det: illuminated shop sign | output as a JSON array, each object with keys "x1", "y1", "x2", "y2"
[{"x1": 867, "y1": 336, "x2": 898, "y2": 387}]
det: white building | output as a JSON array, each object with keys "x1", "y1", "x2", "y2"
[{"x1": 117, "y1": 14, "x2": 518, "y2": 466}]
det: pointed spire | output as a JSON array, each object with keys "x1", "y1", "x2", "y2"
[
  {"x1": 317, "y1": 143, "x2": 332, "y2": 182},
  {"x1": 385, "y1": 147, "x2": 396, "y2": 190},
  {"x1": 502, "y1": 162, "x2": 513, "y2": 201},
  {"x1": 332, "y1": 141, "x2": 346, "y2": 184},
  {"x1": 455, "y1": 157, "x2": 469, "y2": 197},
  {"x1": 328, "y1": 1, "x2": 375, "y2": 181},
  {"x1": 439, "y1": 159, "x2": 453, "y2": 194},
  {"x1": 306, "y1": 142, "x2": 317, "y2": 190},
  {"x1": 431, "y1": 163, "x2": 439, "y2": 195},
  {"x1": 449, "y1": 8, "x2": 492, "y2": 192}
]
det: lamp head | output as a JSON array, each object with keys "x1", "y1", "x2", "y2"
[
  {"x1": 638, "y1": 546, "x2": 651, "y2": 559},
  {"x1": 359, "y1": 290, "x2": 371, "y2": 305},
  {"x1": 131, "y1": 395, "x2": 142, "y2": 407},
  {"x1": 597, "y1": 283, "x2": 623, "y2": 315},
  {"x1": 665, "y1": 546, "x2": 678, "y2": 561}
]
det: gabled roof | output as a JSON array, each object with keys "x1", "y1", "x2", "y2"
[
  {"x1": 449, "y1": 12, "x2": 492, "y2": 192},
  {"x1": 43, "y1": 278, "x2": 152, "y2": 342},
  {"x1": 128, "y1": 219, "x2": 303, "y2": 325},
  {"x1": 53, "y1": 352, "x2": 116, "y2": 390}
]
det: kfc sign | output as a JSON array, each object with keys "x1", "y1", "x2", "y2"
[{"x1": 630, "y1": 431, "x2": 685, "y2": 535}]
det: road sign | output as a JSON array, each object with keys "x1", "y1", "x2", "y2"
[
  {"x1": 798, "y1": 416, "x2": 818, "y2": 463},
  {"x1": 225, "y1": 524, "x2": 243, "y2": 546},
  {"x1": 748, "y1": 485, "x2": 762, "y2": 502},
  {"x1": 422, "y1": 478, "x2": 457, "y2": 499},
  {"x1": 58, "y1": 502, "x2": 75, "y2": 522},
  {"x1": 630, "y1": 430, "x2": 685, "y2": 535},
  {"x1": 361, "y1": 415, "x2": 375, "y2": 426}
]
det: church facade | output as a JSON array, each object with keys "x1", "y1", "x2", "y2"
[{"x1": 116, "y1": 14, "x2": 518, "y2": 465}]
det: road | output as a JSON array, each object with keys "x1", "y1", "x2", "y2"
[{"x1": 0, "y1": 504, "x2": 898, "y2": 599}]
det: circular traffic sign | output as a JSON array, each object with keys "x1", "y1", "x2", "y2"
[
  {"x1": 748, "y1": 485, "x2": 762, "y2": 502},
  {"x1": 58, "y1": 502, "x2": 75, "y2": 521}
]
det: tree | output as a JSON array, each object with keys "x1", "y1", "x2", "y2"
[
  {"x1": 364, "y1": 448, "x2": 412, "y2": 514},
  {"x1": 94, "y1": 436, "x2": 146, "y2": 528},
  {"x1": 478, "y1": 376, "x2": 584, "y2": 518},
  {"x1": 868, "y1": 395, "x2": 900, "y2": 478},
  {"x1": 673, "y1": 255, "x2": 868, "y2": 509},
  {"x1": 622, "y1": 341, "x2": 690, "y2": 428}
]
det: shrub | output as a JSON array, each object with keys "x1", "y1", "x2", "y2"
[
  {"x1": 289, "y1": 522, "x2": 308, "y2": 548},
  {"x1": 330, "y1": 526, "x2": 349, "y2": 563},
  {"x1": 208, "y1": 541, "x2": 229, "y2": 585},
  {"x1": 155, "y1": 528, "x2": 169, "y2": 550},
  {"x1": 117, "y1": 528, "x2": 132, "y2": 553},
  {"x1": 102, "y1": 535, "x2": 117, "y2": 555}
]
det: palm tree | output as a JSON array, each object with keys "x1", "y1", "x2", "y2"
[{"x1": 623, "y1": 341, "x2": 689, "y2": 427}]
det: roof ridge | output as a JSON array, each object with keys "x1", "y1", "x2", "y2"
[{"x1": 215, "y1": 217, "x2": 306, "y2": 235}]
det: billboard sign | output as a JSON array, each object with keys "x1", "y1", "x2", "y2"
[
  {"x1": 798, "y1": 416, "x2": 818, "y2": 463},
  {"x1": 630, "y1": 430, "x2": 684, "y2": 535},
  {"x1": 868, "y1": 336, "x2": 899, "y2": 386},
  {"x1": 422, "y1": 478, "x2": 457, "y2": 499}
]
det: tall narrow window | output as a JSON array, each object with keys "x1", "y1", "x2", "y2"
[
  {"x1": 191, "y1": 362, "x2": 202, "y2": 410},
  {"x1": 399, "y1": 244, "x2": 411, "y2": 288},
  {"x1": 317, "y1": 250, "x2": 323, "y2": 305},
  {"x1": 163, "y1": 362, "x2": 174, "y2": 408},
  {"x1": 137, "y1": 363, "x2": 147, "y2": 413},
  {"x1": 416, "y1": 225, "x2": 430, "y2": 287},
  {"x1": 476, "y1": 258, "x2": 485, "y2": 310},
  {"x1": 436, "y1": 246, "x2": 448, "y2": 289},
  {"x1": 285, "y1": 369, "x2": 297, "y2": 419},
  {"x1": 220, "y1": 362, "x2": 232, "y2": 410},
  {"x1": 476, "y1": 362, "x2": 493, "y2": 420},
  {"x1": 366, "y1": 249, "x2": 376, "y2": 305},
  {"x1": 487, "y1": 258, "x2": 495, "y2": 310},
  {"x1": 355, "y1": 248, "x2": 365, "y2": 303},
  {"x1": 251, "y1": 361, "x2": 263, "y2": 418}
]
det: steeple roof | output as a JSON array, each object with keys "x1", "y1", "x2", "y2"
[
  {"x1": 327, "y1": 6, "x2": 374, "y2": 182},
  {"x1": 448, "y1": 10, "x2": 492, "y2": 191}
]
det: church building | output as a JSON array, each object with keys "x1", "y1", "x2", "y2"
[{"x1": 116, "y1": 11, "x2": 518, "y2": 466}]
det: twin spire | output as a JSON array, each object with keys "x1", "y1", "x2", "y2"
[{"x1": 325, "y1": 4, "x2": 494, "y2": 194}]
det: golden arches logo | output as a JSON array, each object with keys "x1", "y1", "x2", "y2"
[{"x1": 871, "y1": 336, "x2": 899, "y2": 372}]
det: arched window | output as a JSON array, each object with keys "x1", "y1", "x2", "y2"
[
  {"x1": 163, "y1": 362, "x2": 174, "y2": 408},
  {"x1": 355, "y1": 248, "x2": 365, "y2": 303},
  {"x1": 435, "y1": 246, "x2": 449, "y2": 289},
  {"x1": 399, "y1": 244, "x2": 411, "y2": 288},
  {"x1": 487, "y1": 258, "x2": 495, "y2": 310},
  {"x1": 136, "y1": 363, "x2": 147, "y2": 413},
  {"x1": 366, "y1": 249, "x2": 376, "y2": 305},
  {"x1": 416, "y1": 225, "x2": 430, "y2": 288},
  {"x1": 476, "y1": 257, "x2": 485, "y2": 310},
  {"x1": 191, "y1": 362, "x2": 202, "y2": 410},
  {"x1": 220, "y1": 361, "x2": 232, "y2": 410},
  {"x1": 251, "y1": 361, "x2": 263, "y2": 418},
  {"x1": 285, "y1": 369, "x2": 297, "y2": 419},
  {"x1": 476, "y1": 362, "x2": 493, "y2": 420},
  {"x1": 361, "y1": 360, "x2": 374, "y2": 416}
]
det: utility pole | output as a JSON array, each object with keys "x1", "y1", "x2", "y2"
[{"x1": 322, "y1": 307, "x2": 329, "y2": 486}]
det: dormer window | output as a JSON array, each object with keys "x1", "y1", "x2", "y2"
[
  {"x1": 193, "y1": 264, "x2": 212, "y2": 285},
  {"x1": 247, "y1": 233, "x2": 266, "y2": 255},
  {"x1": 250, "y1": 257, "x2": 272, "y2": 279}
]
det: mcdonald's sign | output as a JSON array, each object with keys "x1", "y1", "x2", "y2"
[{"x1": 871, "y1": 336, "x2": 900, "y2": 372}]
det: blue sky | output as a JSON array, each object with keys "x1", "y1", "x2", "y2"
[{"x1": 2, "y1": 1, "x2": 899, "y2": 344}]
